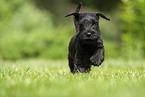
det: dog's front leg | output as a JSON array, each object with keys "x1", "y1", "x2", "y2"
[
  {"x1": 74, "y1": 50, "x2": 89, "y2": 73},
  {"x1": 90, "y1": 47, "x2": 104, "y2": 66},
  {"x1": 74, "y1": 51, "x2": 85, "y2": 73}
]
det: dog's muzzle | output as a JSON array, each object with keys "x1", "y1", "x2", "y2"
[
  {"x1": 80, "y1": 32, "x2": 98, "y2": 43},
  {"x1": 86, "y1": 32, "x2": 92, "y2": 37}
]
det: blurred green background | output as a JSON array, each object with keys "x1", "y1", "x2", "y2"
[{"x1": 0, "y1": 0, "x2": 144, "y2": 60}]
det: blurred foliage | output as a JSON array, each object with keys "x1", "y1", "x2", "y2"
[
  {"x1": 0, "y1": 0, "x2": 144, "y2": 60},
  {"x1": 70, "y1": 0, "x2": 122, "y2": 12},
  {"x1": 0, "y1": 0, "x2": 72, "y2": 60},
  {"x1": 33, "y1": 0, "x2": 122, "y2": 12},
  {"x1": 120, "y1": 0, "x2": 145, "y2": 59}
]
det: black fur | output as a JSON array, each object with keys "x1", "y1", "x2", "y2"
[{"x1": 65, "y1": 2, "x2": 110, "y2": 73}]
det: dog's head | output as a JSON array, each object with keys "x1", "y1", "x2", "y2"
[{"x1": 65, "y1": 2, "x2": 110, "y2": 43}]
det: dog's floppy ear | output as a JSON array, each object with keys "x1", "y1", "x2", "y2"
[
  {"x1": 65, "y1": 2, "x2": 82, "y2": 17},
  {"x1": 65, "y1": 13, "x2": 80, "y2": 22},
  {"x1": 96, "y1": 12, "x2": 110, "y2": 21},
  {"x1": 65, "y1": 13, "x2": 79, "y2": 17}
]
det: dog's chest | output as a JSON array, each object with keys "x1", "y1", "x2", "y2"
[{"x1": 79, "y1": 43, "x2": 97, "y2": 56}]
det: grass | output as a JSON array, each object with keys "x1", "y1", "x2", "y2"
[{"x1": 0, "y1": 59, "x2": 145, "y2": 97}]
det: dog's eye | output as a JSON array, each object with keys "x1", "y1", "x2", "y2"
[
  {"x1": 92, "y1": 23, "x2": 96, "y2": 26},
  {"x1": 79, "y1": 24, "x2": 85, "y2": 30},
  {"x1": 91, "y1": 23, "x2": 97, "y2": 28},
  {"x1": 92, "y1": 21, "x2": 98, "y2": 27},
  {"x1": 80, "y1": 24, "x2": 83, "y2": 27}
]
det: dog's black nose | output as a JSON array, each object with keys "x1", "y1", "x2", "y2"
[{"x1": 86, "y1": 32, "x2": 91, "y2": 37}]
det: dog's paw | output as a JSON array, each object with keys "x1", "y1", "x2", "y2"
[{"x1": 90, "y1": 56, "x2": 103, "y2": 66}]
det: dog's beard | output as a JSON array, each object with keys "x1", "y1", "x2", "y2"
[{"x1": 80, "y1": 34, "x2": 98, "y2": 43}]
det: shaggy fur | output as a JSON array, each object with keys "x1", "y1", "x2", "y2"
[{"x1": 65, "y1": 2, "x2": 110, "y2": 73}]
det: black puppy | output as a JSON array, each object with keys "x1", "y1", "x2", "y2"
[{"x1": 65, "y1": 2, "x2": 110, "y2": 73}]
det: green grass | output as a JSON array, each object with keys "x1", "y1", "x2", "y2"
[{"x1": 0, "y1": 59, "x2": 145, "y2": 97}]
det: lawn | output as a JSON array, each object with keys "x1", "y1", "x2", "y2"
[{"x1": 0, "y1": 59, "x2": 145, "y2": 97}]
